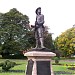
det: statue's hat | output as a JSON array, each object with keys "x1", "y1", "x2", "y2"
[{"x1": 35, "y1": 7, "x2": 41, "y2": 14}]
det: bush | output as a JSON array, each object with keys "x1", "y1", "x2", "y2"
[
  {"x1": 0, "y1": 63, "x2": 3, "y2": 67},
  {"x1": 1, "y1": 51, "x2": 27, "y2": 59},
  {"x1": 54, "y1": 57, "x2": 60, "y2": 64},
  {"x1": 0, "y1": 60, "x2": 16, "y2": 71},
  {"x1": 11, "y1": 62, "x2": 16, "y2": 67}
]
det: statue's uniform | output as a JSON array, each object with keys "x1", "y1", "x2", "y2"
[
  {"x1": 35, "y1": 14, "x2": 44, "y2": 48},
  {"x1": 35, "y1": 14, "x2": 44, "y2": 38}
]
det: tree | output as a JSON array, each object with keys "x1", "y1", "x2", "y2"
[
  {"x1": 44, "y1": 26, "x2": 55, "y2": 50},
  {"x1": 44, "y1": 33, "x2": 55, "y2": 50},
  {"x1": 55, "y1": 27, "x2": 75, "y2": 57},
  {"x1": 0, "y1": 8, "x2": 30, "y2": 57},
  {"x1": 0, "y1": 13, "x2": 3, "y2": 54}
]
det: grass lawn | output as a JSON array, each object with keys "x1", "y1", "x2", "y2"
[
  {"x1": 0, "y1": 59, "x2": 75, "y2": 75},
  {"x1": 0, "y1": 59, "x2": 27, "y2": 75},
  {"x1": 52, "y1": 60, "x2": 75, "y2": 75}
]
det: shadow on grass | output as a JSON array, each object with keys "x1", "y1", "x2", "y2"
[
  {"x1": 54, "y1": 71, "x2": 75, "y2": 75},
  {"x1": 0, "y1": 70, "x2": 25, "y2": 73},
  {"x1": 0, "y1": 70, "x2": 75, "y2": 74}
]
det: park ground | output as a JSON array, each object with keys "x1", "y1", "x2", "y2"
[{"x1": 0, "y1": 59, "x2": 75, "y2": 75}]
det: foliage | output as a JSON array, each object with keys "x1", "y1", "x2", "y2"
[
  {"x1": 55, "y1": 27, "x2": 75, "y2": 57},
  {"x1": 27, "y1": 30, "x2": 36, "y2": 48},
  {"x1": 0, "y1": 8, "x2": 30, "y2": 57},
  {"x1": 44, "y1": 32, "x2": 54, "y2": 50},
  {"x1": 0, "y1": 59, "x2": 26, "y2": 75},
  {"x1": 0, "y1": 60, "x2": 16, "y2": 71},
  {"x1": 1, "y1": 40, "x2": 21, "y2": 57},
  {"x1": 0, "y1": 63, "x2": 3, "y2": 67},
  {"x1": 54, "y1": 57, "x2": 60, "y2": 64}
]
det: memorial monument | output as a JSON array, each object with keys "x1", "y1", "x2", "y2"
[{"x1": 24, "y1": 7, "x2": 56, "y2": 75}]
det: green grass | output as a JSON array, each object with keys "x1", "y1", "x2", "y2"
[
  {"x1": 0, "y1": 59, "x2": 75, "y2": 75},
  {"x1": 52, "y1": 60, "x2": 75, "y2": 75},
  {"x1": 0, "y1": 73, "x2": 25, "y2": 75},
  {"x1": 0, "y1": 59, "x2": 27, "y2": 75}
]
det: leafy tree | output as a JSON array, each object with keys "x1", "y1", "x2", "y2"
[
  {"x1": 44, "y1": 26, "x2": 55, "y2": 50},
  {"x1": 0, "y1": 13, "x2": 3, "y2": 54},
  {"x1": 1, "y1": 8, "x2": 29, "y2": 42},
  {"x1": 27, "y1": 30, "x2": 36, "y2": 48},
  {"x1": 44, "y1": 33, "x2": 55, "y2": 50},
  {"x1": 1, "y1": 39, "x2": 21, "y2": 57},
  {"x1": 55, "y1": 27, "x2": 75, "y2": 57},
  {"x1": 0, "y1": 8, "x2": 30, "y2": 57}
]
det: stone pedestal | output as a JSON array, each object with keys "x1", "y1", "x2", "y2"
[{"x1": 24, "y1": 51, "x2": 56, "y2": 75}]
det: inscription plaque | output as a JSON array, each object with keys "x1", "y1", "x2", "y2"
[{"x1": 37, "y1": 61, "x2": 51, "y2": 75}]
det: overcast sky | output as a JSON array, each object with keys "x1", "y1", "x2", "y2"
[{"x1": 0, "y1": 0, "x2": 75, "y2": 39}]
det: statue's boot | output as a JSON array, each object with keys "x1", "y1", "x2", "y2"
[{"x1": 35, "y1": 39, "x2": 39, "y2": 48}]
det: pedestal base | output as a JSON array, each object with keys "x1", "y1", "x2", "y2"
[{"x1": 24, "y1": 51, "x2": 56, "y2": 75}]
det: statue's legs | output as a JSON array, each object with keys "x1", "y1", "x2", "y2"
[
  {"x1": 39, "y1": 38, "x2": 45, "y2": 48},
  {"x1": 38, "y1": 27, "x2": 45, "y2": 48},
  {"x1": 35, "y1": 26, "x2": 45, "y2": 48},
  {"x1": 35, "y1": 30, "x2": 39, "y2": 48},
  {"x1": 35, "y1": 38, "x2": 39, "y2": 48}
]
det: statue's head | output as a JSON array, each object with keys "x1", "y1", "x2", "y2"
[{"x1": 35, "y1": 7, "x2": 41, "y2": 15}]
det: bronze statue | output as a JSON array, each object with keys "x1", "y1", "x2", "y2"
[{"x1": 31, "y1": 7, "x2": 45, "y2": 48}]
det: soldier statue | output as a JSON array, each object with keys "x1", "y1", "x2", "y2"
[{"x1": 31, "y1": 7, "x2": 45, "y2": 48}]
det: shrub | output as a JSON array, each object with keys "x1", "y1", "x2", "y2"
[
  {"x1": 0, "y1": 63, "x2": 3, "y2": 67},
  {"x1": 54, "y1": 57, "x2": 60, "y2": 64},
  {"x1": 0, "y1": 60, "x2": 16, "y2": 71},
  {"x1": 11, "y1": 62, "x2": 16, "y2": 67}
]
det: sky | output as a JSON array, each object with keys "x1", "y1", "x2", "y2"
[{"x1": 0, "y1": 0, "x2": 75, "y2": 39}]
